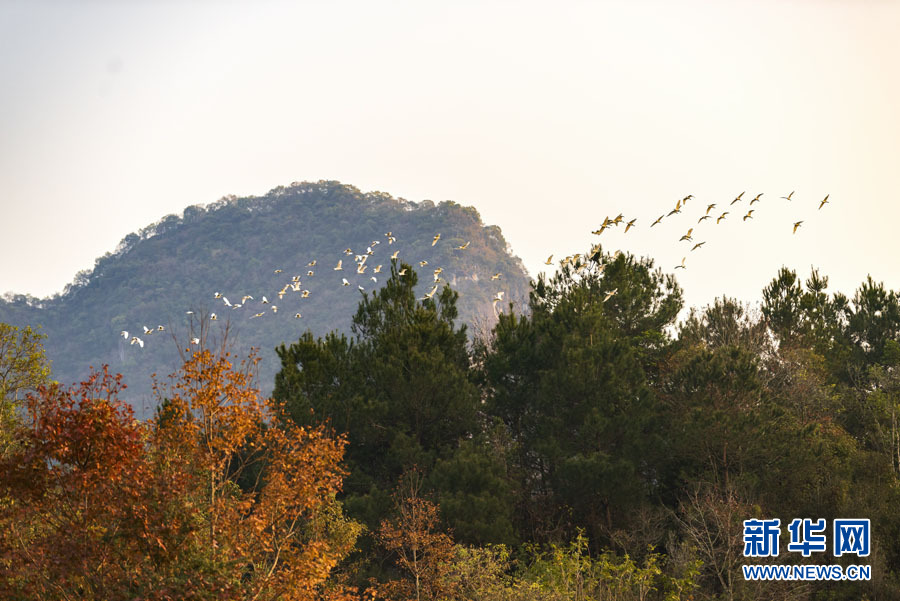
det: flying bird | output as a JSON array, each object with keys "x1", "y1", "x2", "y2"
[
  {"x1": 294, "y1": 313, "x2": 302, "y2": 319},
  {"x1": 603, "y1": 288, "x2": 617, "y2": 303},
  {"x1": 691, "y1": 241, "x2": 706, "y2": 251},
  {"x1": 819, "y1": 194, "x2": 830, "y2": 209},
  {"x1": 423, "y1": 285, "x2": 438, "y2": 299},
  {"x1": 334, "y1": 260, "x2": 343, "y2": 270},
  {"x1": 667, "y1": 208, "x2": 681, "y2": 217},
  {"x1": 130, "y1": 336, "x2": 144, "y2": 348},
  {"x1": 698, "y1": 215, "x2": 711, "y2": 223},
  {"x1": 374, "y1": 265, "x2": 383, "y2": 273},
  {"x1": 390, "y1": 250, "x2": 399, "y2": 260},
  {"x1": 432, "y1": 234, "x2": 441, "y2": 246},
  {"x1": 398, "y1": 268, "x2": 408, "y2": 276},
  {"x1": 493, "y1": 291, "x2": 505, "y2": 302},
  {"x1": 731, "y1": 192, "x2": 744, "y2": 205},
  {"x1": 120, "y1": 330, "x2": 128, "y2": 339},
  {"x1": 679, "y1": 228, "x2": 694, "y2": 242},
  {"x1": 342, "y1": 278, "x2": 350, "y2": 286},
  {"x1": 210, "y1": 313, "x2": 217, "y2": 321},
  {"x1": 261, "y1": 296, "x2": 269, "y2": 304},
  {"x1": 651, "y1": 214, "x2": 664, "y2": 227},
  {"x1": 781, "y1": 191, "x2": 794, "y2": 201},
  {"x1": 750, "y1": 193, "x2": 763, "y2": 205},
  {"x1": 307, "y1": 260, "x2": 317, "y2": 266},
  {"x1": 545, "y1": 255, "x2": 553, "y2": 265},
  {"x1": 625, "y1": 219, "x2": 636, "y2": 233},
  {"x1": 491, "y1": 273, "x2": 502, "y2": 280},
  {"x1": 793, "y1": 221, "x2": 803, "y2": 234},
  {"x1": 419, "y1": 260, "x2": 428, "y2": 267},
  {"x1": 456, "y1": 241, "x2": 470, "y2": 250},
  {"x1": 191, "y1": 337, "x2": 200, "y2": 345},
  {"x1": 214, "y1": 292, "x2": 222, "y2": 299},
  {"x1": 251, "y1": 312, "x2": 265, "y2": 319},
  {"x1": 706, "y1": 203, "x2": 716, "y2": 215},
  {"x1": 717, "y1": 212, "x2": 728, "y2": 224},
  {"x1": 675, "y1": 257, "x2": 686, "y2": 270},
  {"x1": 743, "y1": 210, "x2": 754, "y2": 221}
]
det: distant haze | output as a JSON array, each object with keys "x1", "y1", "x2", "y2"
[{"x1": 2, "y1": 1, "x2": 899, "y2": 313}]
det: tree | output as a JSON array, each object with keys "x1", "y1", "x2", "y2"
[
  {"x1": 0, "y1": 350, "x2": 362, "y2": 600},
  {"x1": 477, "y1": 248, "x2": 682, "y2": 550},
  {"x1": 377, "y1": 470, "x2": 457, "y2": 601},
  {"x1": 0, "y1": 323, "x2": 51, "y2": 458},
  {"x1": 274, "y1": 263, "x2": 482, "y2": 540}
]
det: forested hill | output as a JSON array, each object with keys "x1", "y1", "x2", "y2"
[{"x1": 0, "y1": 181, "x2": 530, "y2": 415}]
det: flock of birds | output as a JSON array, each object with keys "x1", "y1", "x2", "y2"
[
  {"x1": 119, "y1": 230, "x2": 506, "y2": 350},
  {"x1": 119, "y1": 190, "x2": 831, "y2": 350}
]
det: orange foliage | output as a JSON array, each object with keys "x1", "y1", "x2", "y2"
[{"x1": 0, "y1": 351, "x2": 363, "y2": 601}]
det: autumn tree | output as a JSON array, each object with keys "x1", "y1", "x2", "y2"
[
  {"x1": 0, "y1": 349, "x2": 363, "y2": 601},
  {"x1": 377, "y1": 470, "x2": 457, "y2": 601}
]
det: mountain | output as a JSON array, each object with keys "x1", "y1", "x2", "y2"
[{"x1": 0, "y1": 181, "x2": 531, "y2": 416}]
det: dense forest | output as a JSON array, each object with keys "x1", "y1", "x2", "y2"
[
  {"x1": 0, "y1": 181, "x2": 530, "y2": 416},
  {"x1": 2, "y1": 242, "x2": 899, "y2": 600}
]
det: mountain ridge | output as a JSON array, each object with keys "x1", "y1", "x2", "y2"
[{"x1": 0, "y1": 180, "x2": 531, "y2": 415}]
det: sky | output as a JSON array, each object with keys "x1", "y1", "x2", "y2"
[{"x1": 1, "y1": 0, "x2": 899, "y2": 314}]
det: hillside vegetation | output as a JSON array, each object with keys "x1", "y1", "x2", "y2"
[{"x1": 0, "y1": 181, "x2": 529, "y2": 413}]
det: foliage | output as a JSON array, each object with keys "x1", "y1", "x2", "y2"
[{"x1": 0, "y1": 350, "x2": 361, "y2": 600}]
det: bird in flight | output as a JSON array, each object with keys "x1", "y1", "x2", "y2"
[
  {"x1": 432, "y1": 234, "x2": 441, "y2": 246},
  {"x1": 743, "y1": 210, "x2": 754, "y2": 221},
  {"x1": 120, "y1": 330, "x2": 128, "y2": 339},
  {"x1": 342, "y1": 278, "x2": 350, "y2": 286},
  {"x1": 667, "y1": 207, "x2": 682, "y2": 217},
  {"x1": 679, "y1": 228, "x2": 693, "y2": 242},
  {"x1": 423, "y1": 285, "x2": 438, "y2": 299},
  {"x1": 819, "y1": 194, "x2": 830, "y2": 209},
  {"x1": 261, "y1": 296, "x2": 269, "y2": 304},
  {"x1": 334, "y1": 260, "x2": 343, "y2": 271},
  {"x1": 691, "y1": 241, "x2": 706, "y2": 251},
  {"x1": 390, "y1": 250, "x2": 399, "y2": 260},
  {"x1": 675, "y1": 257, "x2": 686, "y2": 269},
  {"x1": 750, "y1": 193, "x2": 763, "y2": 205},
  {"x1": 191, "y1": 337, "x2": 200, "y2": 345},
  {"x1": 294, "y1": 313, "x2": 302, "y2": 319},
  {"x1": 706, "y1": 203, "x2": 716, "y2": 215},
  {"x1": 651, "y1": 214, "x2": 664, "y2": 227},
  {"x1": 398, "y1": 268, "x2": 408, "y2": 276},
  {"x1": 374, "y1": 265, "x2": 383, "y2": 273},
  {"x1": 210, "y1": 313, "x2": 218, "y2": 321},
  {"x1": 781, "y1": 191, "x2": 794, "y2": 201},
  {"x1": 793, "y1": 221, "x2": 803, "y2": 234},
  {"x1": 493, "y1": 291, "x2": 505, "y2": 302},
  {"x1": 251, "y1": 312, "x2": 265, "y2": 319},
  {"x1": 624, "y1": 219, "x2": 636, "y2": 233},
  {"x1": 717, "y1": 212, "x2": 728, "y2": 224},
  {"x1": 731, "y1": 192, "x2": 744, "y2": 205},
  {"x1": 698, "y1": 215, "x2": 711, "y2": 223},
  {"x1": 130, "y1": 336, "x2": 144, "y2": 348},
  {"x1": 491, "y1": 273, "x2": 502, "y2": 280},
  {"x1": 456, "y1": 241, "x2": 470, "y2": 250},
  {"x1": 307, "y1": 260, "x2": 317, "y2": 266},
  {"x1": 545, "y1": 255, "x2": 553, "y2": 265},
  {"x1": 603, "y1": 288, "x2": 617, "y2": 303}
]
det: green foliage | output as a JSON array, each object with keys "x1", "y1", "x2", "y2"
[
  {"x1": 477, "y1": 248, "x2": 682, "y2": 548},
  {"x1": 0, "y1": 323, "x2": 51, "y2": 459},
  {"x1": 275, "y1": 262, "x2": 491, "y2": 546}
]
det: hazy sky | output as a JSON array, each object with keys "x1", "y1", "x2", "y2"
[{"x1": 2, "y1": 0, "x2": 899, "y2": 313}]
